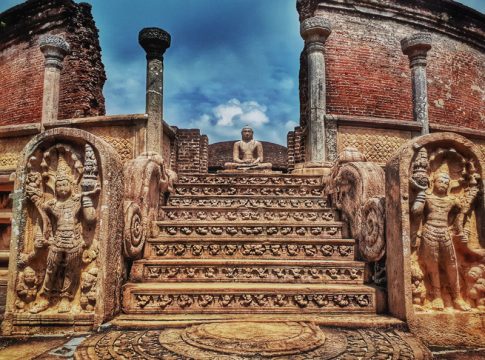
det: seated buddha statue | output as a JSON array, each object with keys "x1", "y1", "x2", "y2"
[{"x1": 224, "y1": 126, "x2": 272, "y2": 171}]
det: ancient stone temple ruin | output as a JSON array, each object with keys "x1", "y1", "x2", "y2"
[{"x1": 0, "y1": 0, "x2": 483, "y2": 358}]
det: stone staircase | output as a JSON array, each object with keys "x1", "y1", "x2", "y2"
[{"x1": 122, "y1": 173, "x2": 377, "y2": 316}]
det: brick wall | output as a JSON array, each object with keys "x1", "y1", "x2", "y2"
[
  {"x1": 291, "y1": 0, "x2": 485, "y2": 161},
  {"x1": 0, "y1": 0, "x2": 106, "y2": 125},
  {"x1": 174, "y1": 129, "x2": 208, "y2": 174},
  {"x1": 287, "y1": 131, "x2": 295, "y2": 171}
]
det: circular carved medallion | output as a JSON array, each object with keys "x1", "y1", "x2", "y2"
[{"x1": 180, "y1": 322, "x2": 324, "y2": 357}]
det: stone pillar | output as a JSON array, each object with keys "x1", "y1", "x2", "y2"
[
  {"x1": 39, "y1": 35, "x2": 70, "y2": 124},
  {"x1": 401, "y1": 33, "x2": 432, "y2": 135},
  {"x1": 139, "y1": 27, "x2": 171, "y2": 154},
  {"x1": 300, "y1": 17, "x2": 331, "y2": 163}
]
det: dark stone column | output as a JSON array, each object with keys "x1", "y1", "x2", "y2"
[
  {"x1": 139, "y1": 27, "x2": 171, "y2": 154},
  {"x1": 401, "y1": 33, "x2": 432, "y2": 135}
]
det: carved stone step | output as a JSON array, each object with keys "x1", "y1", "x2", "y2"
[
  {"x1": 122, "y1": 283, "x2": 376, "y2": 314},
  {"x1": 129, "y1": 259, "x2": 365, "y2": 284},
  {"x1": 152, "y1": 223, "x2": 346, "y2": 239},
  {"x1": 159, "y1": 207, "x2": 339, "y2": 222},
  {"x1": 145, "y1": 239, "x2": 356, "y2": 260},
  {"x1": 167, "y1": 196, "x2": 329, "y2": 209},
  {"x1": 174, "y1": 184, "x2": 323, "y2": 197},
  {"x1": 176, "y1": 173, "x2": 322, "y2": 186}
]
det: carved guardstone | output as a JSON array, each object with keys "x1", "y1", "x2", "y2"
[
  {"x1": 223, "y1": 127, "x2": 273, "y2": 173},
  {"x1": 2, "y1": 128, "x2": 124, "y2": 335},
  {"x1": 386, "y1": 132, "x2": 485, "y2": 346}
]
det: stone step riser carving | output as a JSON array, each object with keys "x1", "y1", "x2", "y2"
[
  {"x1": 145, "y1": 241, "x2": 356, "y2": 260},
  {"x1": 122, "y1": 287, "x2": 376, "y2": 314},
  {"x1": 174, "y1": 185, "x2": 323, "y2": 197},
  {"x1": 153, "y1": 224, "x2": 345, "y2": 238},
  {"x1": 167, "y1": 197, "x2": 329, "y2": 209},
  {"x1": 130, "y1": 263, "x2": 365, "y2": 284},
  {"x1": 160, "y1": 208, "x2": 339, "y2": 222},
  {"x1": 176, "y1": 175, "x2": 322, "y2": 186}
]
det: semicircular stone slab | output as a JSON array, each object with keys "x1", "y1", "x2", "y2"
[{"x1": 74, "y1": 323, "x2": 432, "y2": 359}]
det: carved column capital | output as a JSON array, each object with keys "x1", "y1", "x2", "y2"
[
  {"x1": 401, "y1": 33, "x2": 432, "y2": 67},
  {"x1": 39, "y1": 35, "x2": 70, "y2": 70},
  {"x1": 300, "y1": 17, "x2": 332, "y2": 45},
  {"x1": 139, "y1": 27, "x2": 171, "y2": 60}
]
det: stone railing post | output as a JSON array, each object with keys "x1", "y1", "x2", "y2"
[
  {"x1": 401, "y1": 33, "x2": 432, "y2": 135},
  {"x1": 300, "y1": 17, "x2": 331, "y2": 164},
  {"x1": 139, "y1": 27, "x2": 171, "y2": 154},
  {"x1": 39, "y1": 35, "x2": 70, "y2": 124}
]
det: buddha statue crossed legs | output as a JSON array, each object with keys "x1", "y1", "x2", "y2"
[{"x1": 224, "y1": 126, "x2": 272, "y2": 171}]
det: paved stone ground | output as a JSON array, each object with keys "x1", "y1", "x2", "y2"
[{"x1": 0, "y1": 323, "x2": 483, "y2": 359}]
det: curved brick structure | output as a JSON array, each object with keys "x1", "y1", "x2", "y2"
[
  {"x1": 208, "y1": 141, "x2": 288, "y2": 172},
  {"x1": 290, "y1": 0, "x2": 485, "y2": 168},
  {"x1": 0, "y1": 0, "x2": 106, "y2": 125},
  {"x1": 298, "y1": 0, "x2": 484, "y2": 128}
]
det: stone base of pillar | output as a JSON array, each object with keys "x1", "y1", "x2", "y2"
[{"x1": 291, "y1": 162, "x2": 333, "y2": 176}]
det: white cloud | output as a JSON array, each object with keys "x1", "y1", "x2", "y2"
[
  {"x1": 214, "y1": 99, "x2": 244, "y2": 126},
  {"x1": 213, "y1": 98, "x2": 269, "y2": 128},
  {"x1": 187, "y1": 98, "x2": 282, "y2": 144},
  {"x1": 240, "y1": 109, "x2": 269, "y2": 127}
]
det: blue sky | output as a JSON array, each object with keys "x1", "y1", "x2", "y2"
[{"x1": 1, "y1": 0, "x2": 484, "y2": 145}]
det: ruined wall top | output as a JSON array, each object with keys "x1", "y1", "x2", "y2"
[
  {"x1": 297, "y1": 0, "x2": 485, "y2": 51},
  {"x1": 0, "y1": 0, "x2": 106, "y2": 125}
]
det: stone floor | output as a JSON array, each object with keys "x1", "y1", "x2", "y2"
[{"x1": 0, "y1": 321, "x2": 483, "y2": 359}]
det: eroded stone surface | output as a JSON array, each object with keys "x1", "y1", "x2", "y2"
[
  {"x1": 386, "y1": 132, "x2": 485, "y2": 346},
  {"x1": 73, "y1": 323, "x2": 432, "y2": 359},
  {"x1": 2, "y1": 128, "x2": 124, "y2": 334}
]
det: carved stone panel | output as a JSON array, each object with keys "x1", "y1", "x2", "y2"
[
  {"x1": 2, "y1": 128, "x2": 124, "y2": 335},
  {"x1": 338, "y1": 126, "x2": 411, "y2": 164},
  {"x1": 386, "y1": 132, "x2": 485, "y2": 346},
  {"x1": 326, "y1": 148, "x2": 386, "y2": 263}
]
